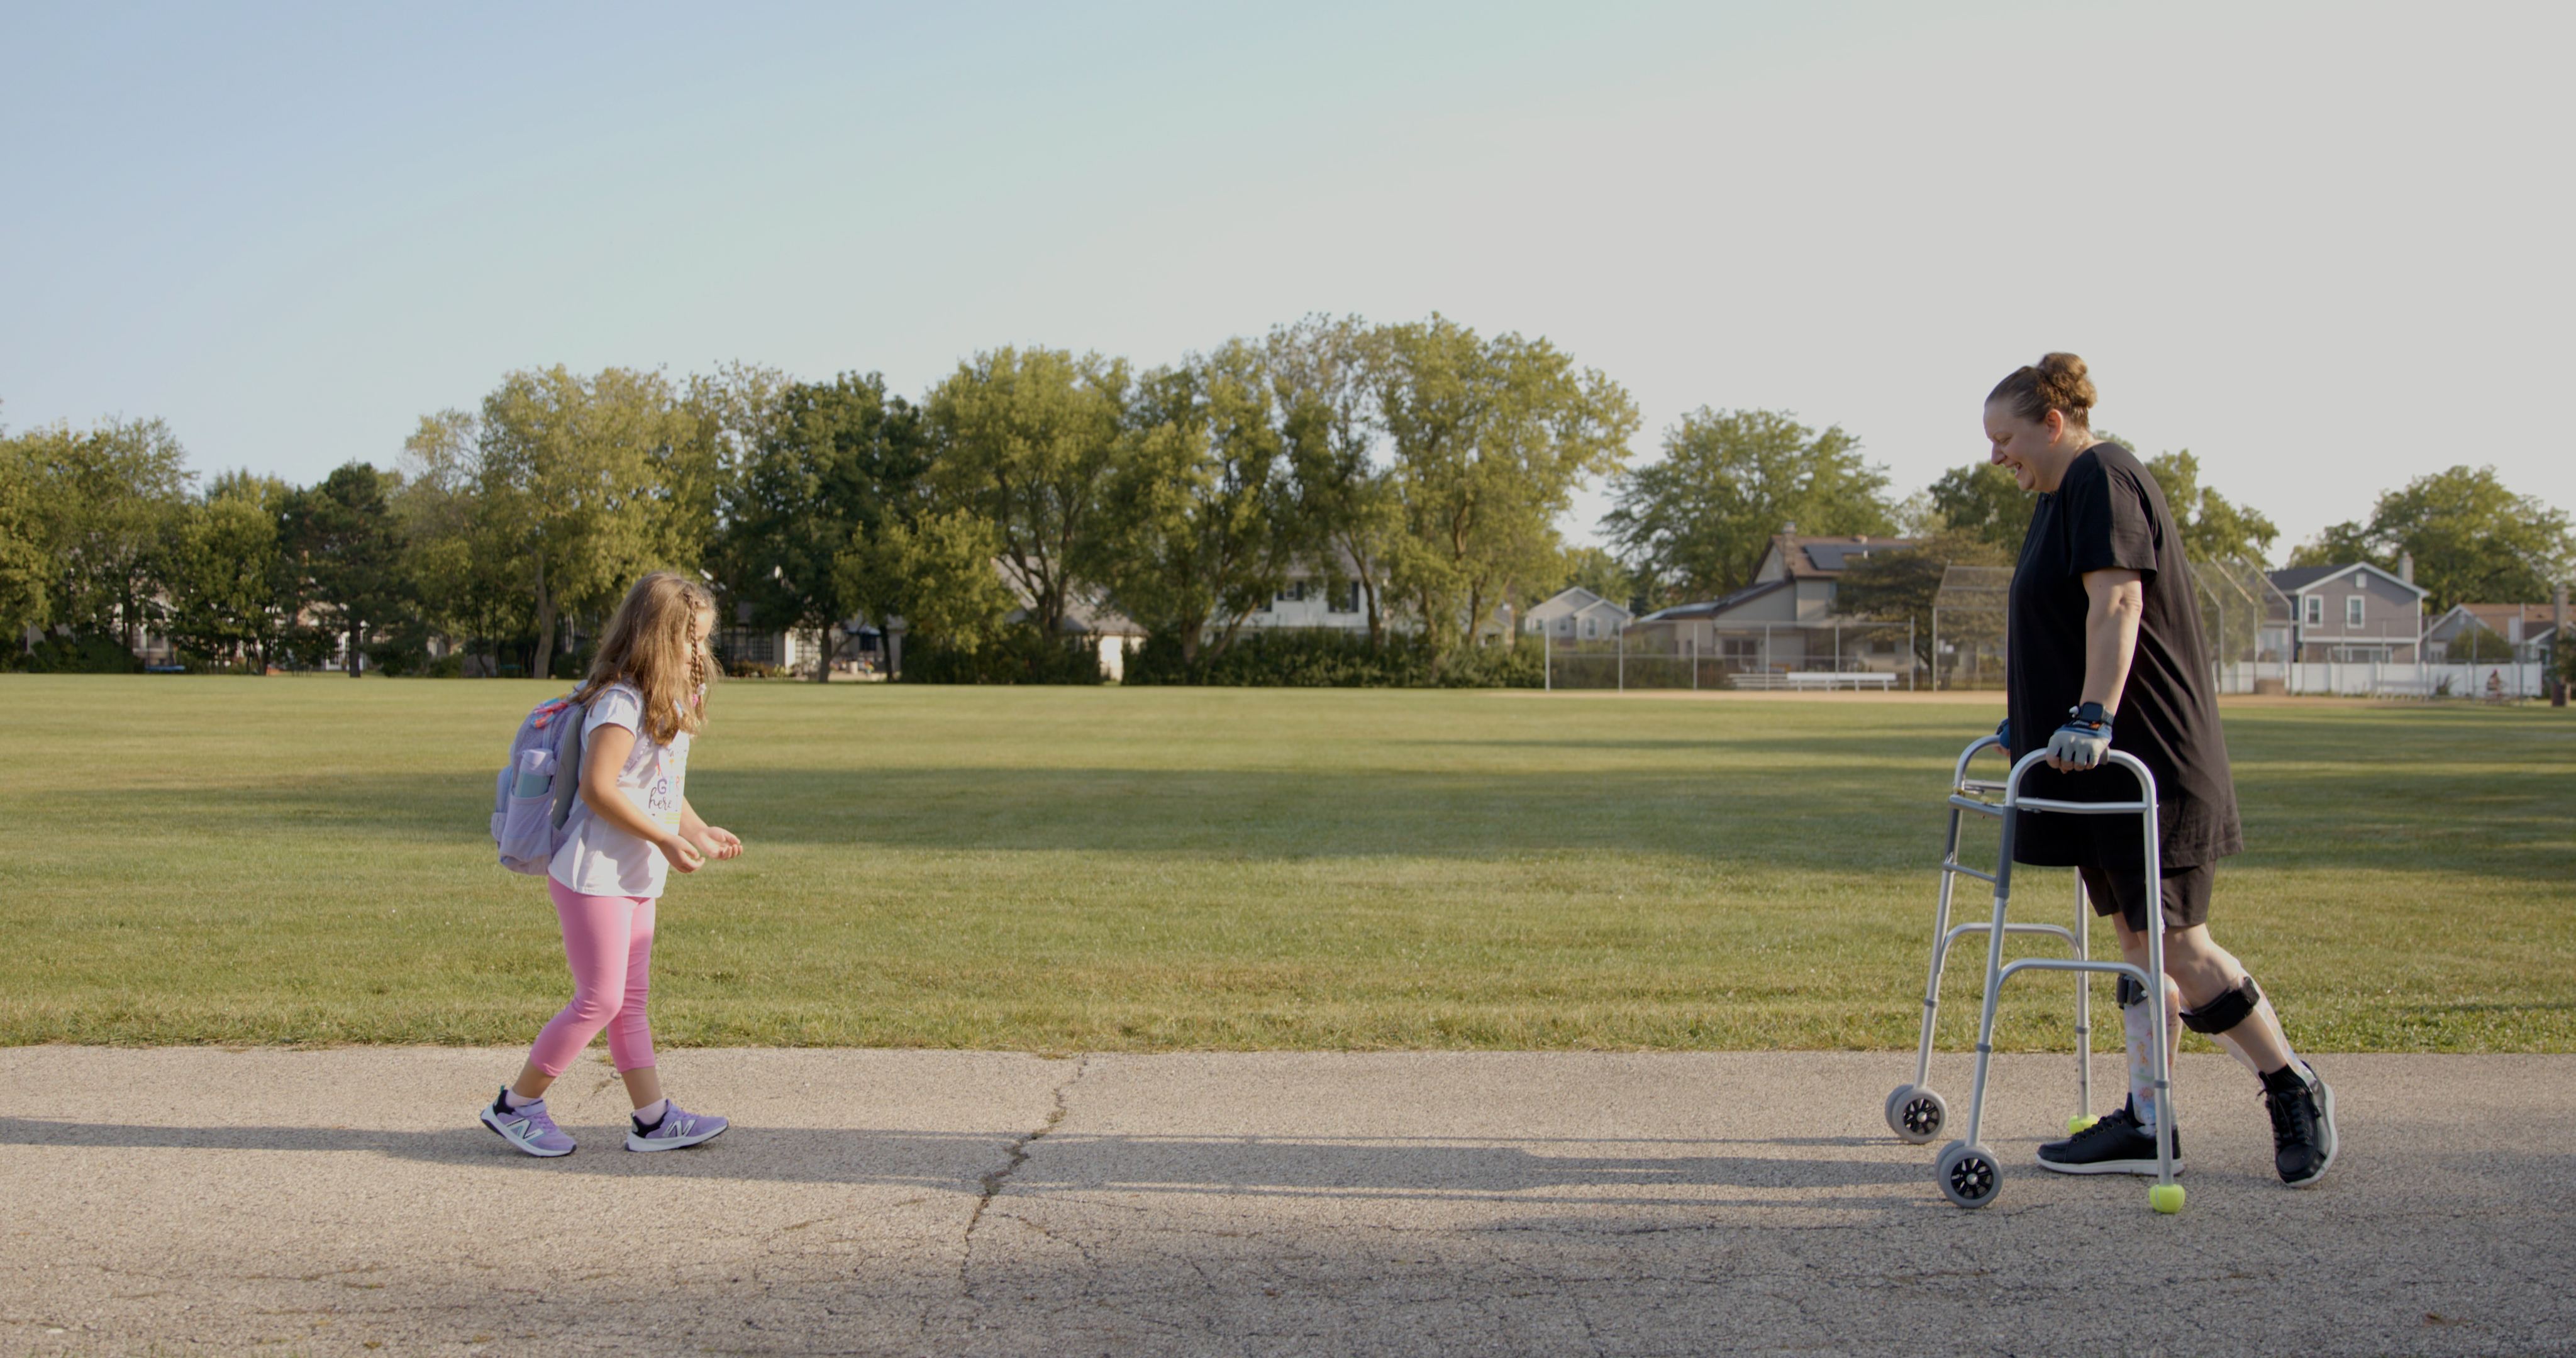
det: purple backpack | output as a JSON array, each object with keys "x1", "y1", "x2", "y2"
[{"x1": 492, "y1": 695, "x2": 587, "y2": 874}]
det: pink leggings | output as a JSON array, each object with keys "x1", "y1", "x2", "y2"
[{"x1": 526, "y1": 879, "x2": 658, "y2": 1078}]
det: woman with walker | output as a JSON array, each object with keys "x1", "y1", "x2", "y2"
[{"x1": 1985, "y1": 353, "x2": 2337, "y2": 1187}]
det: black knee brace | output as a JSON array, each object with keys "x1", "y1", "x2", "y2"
[
  {"x1": 2180, "y1": 976, "x2": 2263, "y2": 1035},
  {"x1": 2116, "y1": 974, "x2": 2149, "y2": 1008}
]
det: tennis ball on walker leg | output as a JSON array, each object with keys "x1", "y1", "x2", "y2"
[
  {"x1": 2068, "y1": 1113, "x2": 2100, "y2": 1135},
  {"x1": 2148, "y1": 1183, "x2": 2186, "y2": 1215}
]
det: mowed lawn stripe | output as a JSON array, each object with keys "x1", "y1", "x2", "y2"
[{"x1": 3, "y1": 676, "x2": 2568, "y2": 1051}]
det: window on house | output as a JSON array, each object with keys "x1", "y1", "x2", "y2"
[
  {"x1": 1582, "y1": 617, "x2": 1597, "y2": 639},
  {"x1": 1558, "y1": 617, "x2": 1573, "y2": 635},
  {"x1": 2304, "y1": 595, "x2": 2323, "y2": 627},
  {"x1": 1718, "y1": 638, "x2": 1760, "y2": 661},
  {"x1": 2346, "y1": 595, "x2": 2365, "y2": 627},
  {"x1": 1330, "y1": 583, "x2": 1358, "y2": 613}
]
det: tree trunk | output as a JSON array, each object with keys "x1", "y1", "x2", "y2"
[
  {"x1": 347, "y1": 617, "x2": 364, "y2": 678},
  {"x1": 530, "y1": 558, "x2": 557, "y2": 682}
]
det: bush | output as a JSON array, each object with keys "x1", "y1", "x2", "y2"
[
  {"x1": 365, "y1": 622, "x2": 436, "y2": 678},
  {"x1": 1123, "y1": 629, "x2": 1541, "y2": 688},
  {"x1": 10, "y1": 633, "x2": 144, "y2": 674},
  {"x1": 1435, "y1": 636, "x2": 1545, "y2": 688},
  {"x1": 425, "y1": 652, "x2": 466, "y2": 679},
  {"x1": 901, "y1": 627, "x2": 1106, "y2": 685}
]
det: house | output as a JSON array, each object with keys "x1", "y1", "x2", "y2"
[
  {"x1": 991, "y1": 563, "x2": 1148, "y2": 681},
  {"x1": 1236, "y1": 551, "x2": 1434, "y2": 638},
  {"x1": 1631, "y1": 533, "x2": 1921, "y2": 672},
  {"x1": 2423, "y1": 602, "x2": 2562, "y2": 662},
  {"x1": 1241, "y1": 568, "x2": 1374, "y2": 635},
  {"x1": 1521, "y1": 587, "x2": 1633, "y2": 642},
  {"x1": 2263, "y1": 561, "x2": 2428, "y2": 663},
  {"x1": 1044, "y1": 588, "x2": 1147, "y2": 681},
  {"x1": 715, "y1": 604, "x2": 836, "y2": 676}
]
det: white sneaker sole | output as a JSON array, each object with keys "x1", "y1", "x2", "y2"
[
  {"x1": 625, "y1": 1123, "x2": 727, "y2": 1152},
  {"x1": 2284, "y1": 1078, "x2": 2337, "y2": 1188},
  {"x1": 2035, "y1": 1155, "x2": 2184, "y2": 1177},
  {"x1": 480, "y1": 1108, "x2": 575, "y2": 1158}
]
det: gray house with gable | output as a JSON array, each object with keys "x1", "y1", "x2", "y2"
[{"x1": 2264, "y1": 562, "x2": 2427, "y2": 663}]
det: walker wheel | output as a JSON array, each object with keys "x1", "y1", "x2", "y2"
[
  {"x1": 2148, "y1": 1183, "x2": 2186, "y2": 1215},
  {"x1": 1890, "y1": 1087, "x2": 1948, "y2": 1144},
  {"x1": 1936, "y1": 1142, "x2": 2002, "y2": 1209},
  {"x1": 1882, "y1": 1085, "x2": 1912, "y2": 1135}
]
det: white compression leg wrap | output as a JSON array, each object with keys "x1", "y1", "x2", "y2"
[{"x1": 2118, "y1": 974, "x2": 2183, "y2": 1131}]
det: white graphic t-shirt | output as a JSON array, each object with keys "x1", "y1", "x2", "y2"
[{"x1": 548, "y1": 682, "x2": 691, "y2": 899}]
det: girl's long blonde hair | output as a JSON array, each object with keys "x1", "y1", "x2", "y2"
[{"x1": 574, "y1": 571, "x2": 717, "y2": 745}]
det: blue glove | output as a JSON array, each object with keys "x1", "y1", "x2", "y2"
[{"x1": 2046, "y1": 702, "x2": 2113, "y2": 770}]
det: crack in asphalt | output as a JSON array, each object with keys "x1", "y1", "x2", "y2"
[{"x1": 953, "y1": 1054, "x2": 1091, "y2": 1310}]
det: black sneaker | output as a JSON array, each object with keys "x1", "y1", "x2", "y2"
[
  {"x1": 2036, "y1": 1100, "x2": 2182, "y2": 1176},
  {"x1": 2262, "y1": 1063, "x2": 2337, "y2": 1187}
]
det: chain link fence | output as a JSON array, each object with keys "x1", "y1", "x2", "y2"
[
  {"x1": 1546, "y1": 620, "x2": 1921, "y2": 691},
  {"x1": 1929, "y1": 566, "x2": 2010, "y2": 691}
]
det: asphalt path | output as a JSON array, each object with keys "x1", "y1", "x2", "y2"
[{"x1": 3, "y1": 1049, "x2": 2568, "y2": 1357}]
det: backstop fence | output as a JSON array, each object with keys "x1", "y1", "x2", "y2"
[
  {"x1": 1544, "y1": 619, "x2": 1920, "y2": 692},
  {"x1": 1929, "y1": 566, "x2": 2010, "y2": 691}
]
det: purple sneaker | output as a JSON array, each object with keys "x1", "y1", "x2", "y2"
[
  {"x1": 480, "y1": 1088, "x2": 576, "y2": 1158},
  {"x1": 626, "y1": 1101, "x2": 728, "y2": 1152}
]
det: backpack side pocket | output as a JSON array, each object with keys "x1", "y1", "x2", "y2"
[{"x1": 496, "y1": 749, "x2": 559, "y2": 874}]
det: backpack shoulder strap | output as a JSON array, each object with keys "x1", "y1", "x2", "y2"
[{"x1": 550, "y1": 699, "x2": 587, "y2": 830}]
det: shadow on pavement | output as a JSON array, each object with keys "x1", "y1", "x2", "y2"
[{"x1": 1, "y1": 1115, "x2": 1926, "y2": 1206}]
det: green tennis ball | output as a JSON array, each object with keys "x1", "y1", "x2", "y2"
[
  {"x1": 2148, "y1": 1183, "x2": 2186, "y2": 1215},
  {"x1": 2068, "y1": 1115, "x2": 2100, "y2": 1135}
]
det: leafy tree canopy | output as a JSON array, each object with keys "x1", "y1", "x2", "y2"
[
  {"x1": 2290, "y1": 465, "x2": 2572, "y2": 612},
  {"x1": 1925, "y1": 461, "x2": 2030, "y2": 553},
  {"x1": 1920, "y1": 446, "x2": 2278, "y2": 566},
  {"x1": 1090, "y1": 338, "x2": 1306, "y2": 667},
  {"x1": 284, "y1": 461, "x2": 408, "y2": 676},
  {"x1": 11, "y1": 416, "x2": 194, "y2": 648},
  {"x1": 1373, "y1": 315, "x2": 1638, "y2": 660},
  {"x1": 474, "y1": 366, "x2": 702, "y2": 678},
  {"x1": 1603, "y1": 408, "x2": 1890, "y2": 605},
  {"x1": 716, "y1": 369, "x2": 927, "y2": 679},
  {"x1": 1836, "y1": 528, "x2": 2013, "y2": 670},
  {"x1": 2141, "y1": 449, "x2": 2277, "y2": 565},
  {"x1": 924, "y1": 346, "x2": 1130, "y2": 639}
]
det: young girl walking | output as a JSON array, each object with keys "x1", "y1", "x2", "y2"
[{"x1": 480, "y1": 571, "x2": 744, "y2": 1157}]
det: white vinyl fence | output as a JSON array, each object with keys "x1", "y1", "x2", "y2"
[{"x1": 2225, "y1": 660, "x2": 2553, "y2": 698}]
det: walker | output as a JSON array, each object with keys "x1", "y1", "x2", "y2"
[{"x1": 1880, "y1": 734, "x2": 2183, "y2": 1213}]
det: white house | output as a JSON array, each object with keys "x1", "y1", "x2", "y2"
[
  {"x1": 1522, "y1": 587, "x2": 1633, "y2": 642},
  {"x1": 1236, "y1": 556, "x2": 1536, "y2": 639}
]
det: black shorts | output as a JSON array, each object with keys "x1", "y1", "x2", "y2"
[{"x1": 2078, "y1": 859, "x2": 2215, "y2": 934}]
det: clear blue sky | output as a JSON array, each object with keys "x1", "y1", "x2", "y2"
[{"x1": 4, "y1": 1, "x2": 2567, "y2": 557}]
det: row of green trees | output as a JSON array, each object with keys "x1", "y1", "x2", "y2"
[
  {"x1": 6, "y1": 314, "x2": 2569, "y2": 682},
  {"x1": 0, "y1": 414, "x2": 418, "y2": 673},
  {"x1": 0, "y1": 316, "x2": 1638, "y2": 680},
  {"x1": 1599, "y1": 407, "x2": 2570, "y2": 632}
]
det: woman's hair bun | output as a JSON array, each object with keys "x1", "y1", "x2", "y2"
[{"x1": 1989, "y1": 351, "x2": 2096, "y2": 424}]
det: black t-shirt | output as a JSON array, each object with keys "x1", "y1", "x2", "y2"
[{"x1": 2005, "y1": 443, "x2": 2241, "y2": 870}]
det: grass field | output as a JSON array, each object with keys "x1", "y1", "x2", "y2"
[{"x1": 3, "y1": 675, "x2": 2570, "y2": 1052}]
